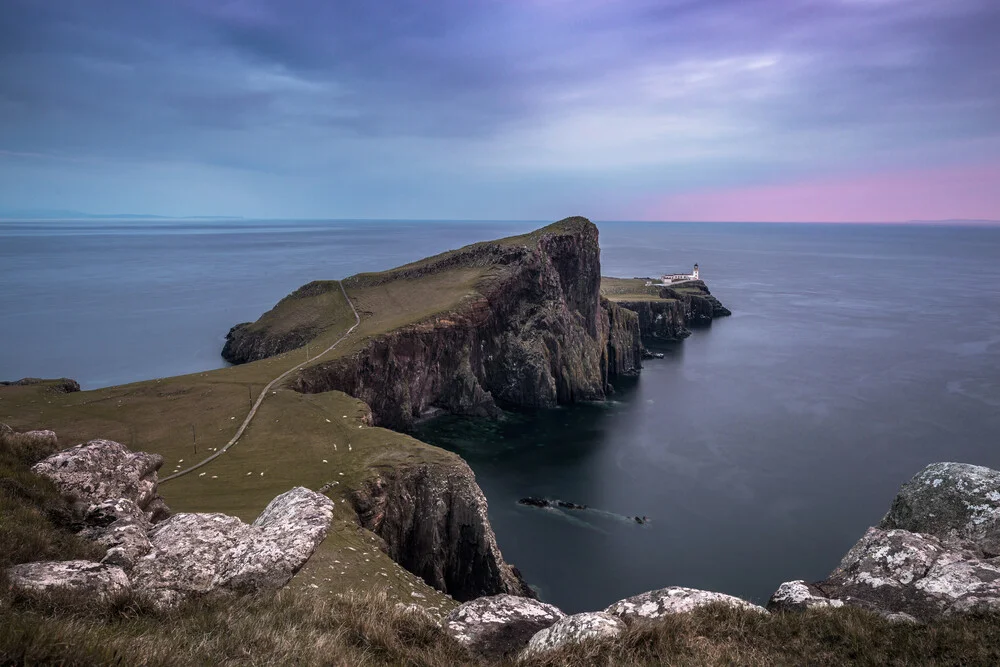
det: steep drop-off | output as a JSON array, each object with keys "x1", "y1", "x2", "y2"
[
  {"x1": 286, "y1": 218, "x2": 642, "y2": 430},
  {"x1": 351, "y1": 459, "x2": 534, "y2": 601},
  {"x1": 611, "y1": 281, "x2": 731, "y2": 342}
]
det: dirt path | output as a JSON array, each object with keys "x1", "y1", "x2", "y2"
[{"x1": 161, "y1": 281, "x2": 360, "y2": 483}]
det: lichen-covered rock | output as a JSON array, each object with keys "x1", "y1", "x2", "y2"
[
  {"x1": 8, "y1": 560, "x2": 130, "y2": 600},
  {"x1": 767, "y1": 580, "x2": 844, "y2": 612},
  {"x1": 442, "y1": 594, "x2": 565, "y2": 658},
  {"x1": 818, "y1": 526, "x2": 1000, "y2": 620},
  {"x1": 131, "y1": 487, "x2": 334, "y2": 604},
  {"x1": 520, "y1": 611, "x2": 624, "y2": 660},
  {"x1": 880, "y1": 462, "x2": 1000, "y2": 556},
  {"x1": 605, "y1": 586, "x2": 766, "y2": 620},
  {"x1": 80, "y1": 497, "x2": 153, "y2": 569},
  {"x1": 32, "y1": 439, "x2": 169, "y2": 522}
]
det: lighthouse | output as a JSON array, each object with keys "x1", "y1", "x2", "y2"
[{"x1": 692, "y1": 264, "x2": 699, "y2": 280}]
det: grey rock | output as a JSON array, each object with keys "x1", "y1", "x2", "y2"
[
  {"x1": 520, "y1": 612, "x2": 624, "y2": 660},
  {"x1": 80, "y1": 497, "x2": 153, "y2": 569},
  {"x1": 605, "y1": 586, "x2": 767, "y2": 620},
  {"x1": 881, "y1": 462, "x2": 1000, "y2": 556},
  {"x1": 32, "y1": 439, "x2": 169, "y2": 522},
  {"x1": 767, "y1": 580, "x2": 844, "y2": 612},
  {"x1": 820, "y1": 527, "x2": 1000, "y2": 620},
  {"x1": 131, "y1": 487, "x2": 334, "y2": 604},
  {"x1": 8, "y1": 560, "x2": 130, "y2": 600},
  {"x1": 443, "y1": 594, "x2": 565, "y2": 658}
]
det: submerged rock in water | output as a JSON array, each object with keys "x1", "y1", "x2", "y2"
[
  {"x1": 520, "y1": 611, "x2": 625, "y2": 659},
  {"x1": 605, "y1": 586, "x2": 767, "y2": 620},
  {"x1": 442, "y1": 594, "x2": 565, "y2": 659}
]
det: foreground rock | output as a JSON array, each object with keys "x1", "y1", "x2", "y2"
[
  {"x1": 32, "y1": 439, "x2": 170, "y2": 523},
  {"x1": 767, "y1": 580, "x2": 844, "y2": 612},
  {"x1": 442, "y1": 594, "x2": 565, "y2": 659},
  {"x1": 18, "y1": 439, "x2": 335, "y2": 606},
  {"x1": 817, "y1": 527, "x2": 1000, "y2": 620},
  {"x1": 132, "y1": 486, "x2": 335, "y2": 604},
  {"x1": 520, "y1": 612, "x2": 625, "y2": 660},
  {"x1": 775, "y1": 462, "x2": 1000, "y2": 621},
  {"x1": 8, "y1": 561, "x2": 129, "y2": 600},
  {"x1": 606, "y1": 586, "x2": 767, "y2": 620},
  {"x1": 880, "y1": 462, "x2": 1000, "y2": 556}
]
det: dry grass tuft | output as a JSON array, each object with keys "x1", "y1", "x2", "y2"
[{"x1": 0, "y1": 426, "x2": 105, "y2": 574}]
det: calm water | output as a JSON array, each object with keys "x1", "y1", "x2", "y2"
[{"x1": 3, "y1": 219, "x2": 1000, "y2": 612}]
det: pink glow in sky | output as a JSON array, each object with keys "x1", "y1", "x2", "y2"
[{"x1": 641, "y1": 163, "x2": 1000, "y2": 223}]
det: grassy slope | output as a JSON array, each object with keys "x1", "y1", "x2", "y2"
[{"x1": 600, "y1": 276, "x2": 710, "y2": 304}]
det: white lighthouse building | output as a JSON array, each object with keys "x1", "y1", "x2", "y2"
[{"x1": 661, "y1": 264, "x2": 700, "y2": 284}]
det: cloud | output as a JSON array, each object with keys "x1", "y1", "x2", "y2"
[{"x1": 0, "y1": 0, "x2": 997, "y2": 218}]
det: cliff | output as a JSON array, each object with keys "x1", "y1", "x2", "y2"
[
  {"x1": 351, "y1": 459, "x2": 534, "y2": 601},
  {"x1": 282, "y1": 218, "x2": 642, "y2": 429},
  {"x1": 601, "y1": 278, "x2": 731, "y2": 342}
]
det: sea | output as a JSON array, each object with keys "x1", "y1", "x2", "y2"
[{"x1": 3, "y1": 218, "x2": 1000, "y2": 613}]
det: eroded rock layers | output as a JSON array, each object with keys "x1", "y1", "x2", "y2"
[{"x1": 288, "y1": 217, "x2": 642, "y2": 430}]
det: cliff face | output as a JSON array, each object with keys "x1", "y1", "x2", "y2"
[
  {"x1": 616, "y1": 281, "x2": 731, "y2": 342},
  {"x1": 351, "y1": 460, "x2": 534, "y2": 601},
  {"x1": 290, "y1": 218, "x2": 642, "y2": 430}
]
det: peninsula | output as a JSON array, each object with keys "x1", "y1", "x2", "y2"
[{"x1": 0, "y1": 217, "x2": 729, "y2": 607}]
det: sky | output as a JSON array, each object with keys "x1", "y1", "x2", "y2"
[{"x1": 1, "y1": 0, "x2": 998, "y2": 222}]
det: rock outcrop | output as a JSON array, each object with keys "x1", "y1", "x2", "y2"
[
  {"x1": 0, "y1": 377, "x2": 80, "y2": 393},
  {"x1": 772, "y1": 462, "x2": 1000, "y2": 621},
  {"x1": 442, "y1": 594, "x2": 565, "y2": 659},
  {"x1": 11, "y1": 440, "x2": 335, "y2": 607},
  {"x1": 32, "y1": 439, "x2": 170, "y2": 523},
  {"x1": 263, "y1": 218, "x2": 641, "y2": 430},
  {"x1": 520, "y1": 611, "x2": 625, "y2": 659},
  {"x1": 605, "y1": 586, "x2": 767, "y2": 620},
  {"x1": 8, "y1": 561, "x2": 130, "y2": 601},
  {"x1": 767, "y1": 580, "x2": 844, "y2": 612},
  {"x1": 351, "y1": 462, "x2": 533, "y2": 601},
  {"x1": 880, "y1": 462, "x2": 1000, "y2": 556},
  {"x1": 132, "y1": 486, "x2": 335, "y2": 605}
]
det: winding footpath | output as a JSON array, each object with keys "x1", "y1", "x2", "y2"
[{"x1": 161, "y1": 281, "x2": 360, "y2": 483}]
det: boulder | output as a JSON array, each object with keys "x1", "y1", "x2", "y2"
[
  {"x1": 80, "y1": 497, "x2": 153, "y2": 569},
  {"x1": 819, "y1": 527, "x2": 1000, "y2": 620},
  {"x1": 442, "y1": 594, "x2": 565, "y2": 658},
  {"x1": 131, "y1": 487, "x2": 334, "y2": 604},
  {"x1": 32, "y1": 439, "x2": 169, "y2": 522},
  {"x1": 767, "y1": 580, "x2": 844, "y2": 612},
  {"x1": 8, "y1": 560, "x2": 130, "y2": 600},
  {"x1": 605, "y1": 586, "x2": 766, "y2": 620},
  {"x1": 520, "y1": 611, "x2": 624, "y2": 660},
  {"x1": 880, "y1": 462, "x2": 1000, "y2": 556}
]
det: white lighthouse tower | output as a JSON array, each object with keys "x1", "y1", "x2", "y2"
[{"x1": 692, "y1": 263, "x2": 700, "y2": 280}]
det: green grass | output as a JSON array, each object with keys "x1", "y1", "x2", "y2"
[
  {"x1": 0, "y1": 427, "x2": 106, "y2": 582},
  {"x1": 4, "y1": 588, "x2": 1000, "y2": 666}
]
